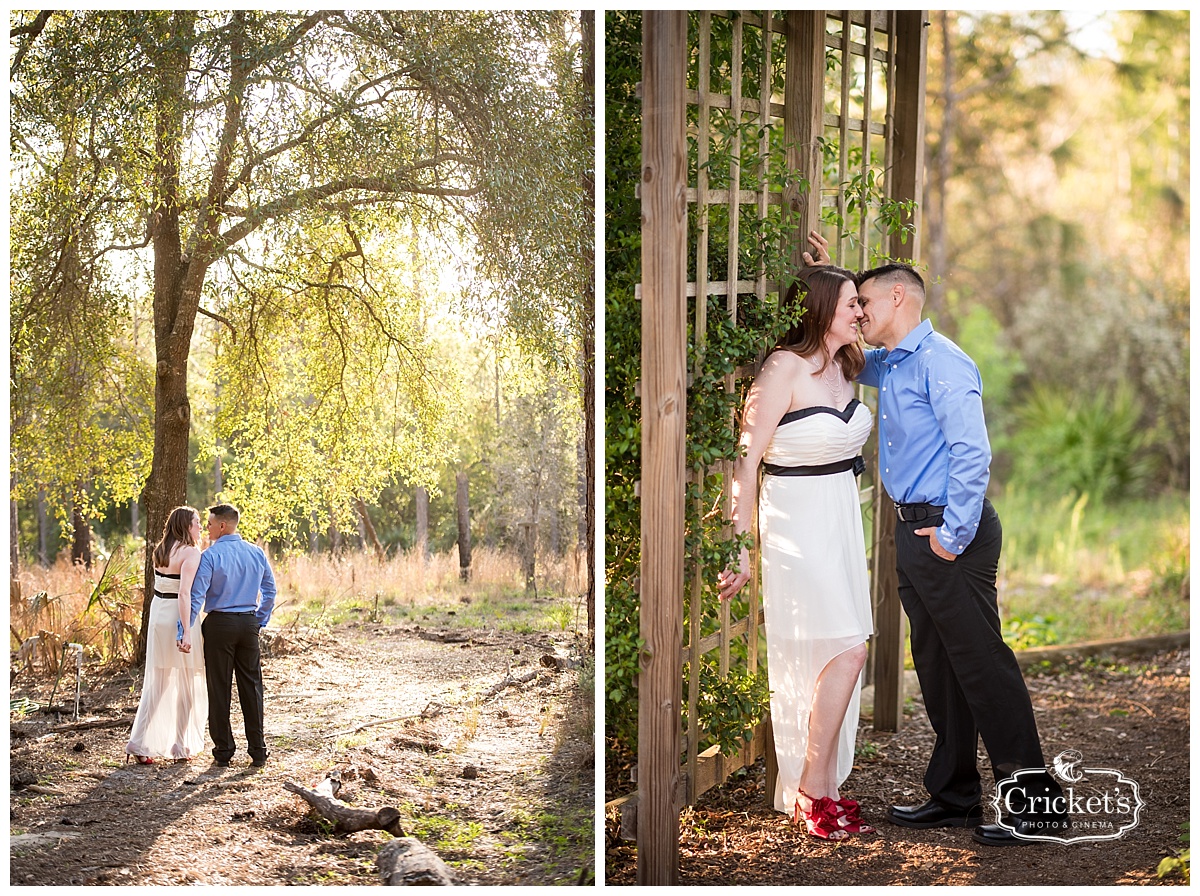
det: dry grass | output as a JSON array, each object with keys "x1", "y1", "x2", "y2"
[
  {"x1": 10, "y1": 546, "x2": 588, "y2": 681},
  {"x1": 10, "y1": 552, "x2": 142, "y2": 676},
  {"x1": 271, "y1": 546, "x2": 588, "y2": 635}
]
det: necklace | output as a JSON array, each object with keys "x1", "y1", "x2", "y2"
[{"x1": 818, "y1": 357, "x2": 845, "y2": 405}]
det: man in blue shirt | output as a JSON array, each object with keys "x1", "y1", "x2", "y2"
[
  {"x1": 180, "y1": 503, "x2": 276, "y2": 768},
  {"x1": 852, "y1": 262, "x2": 1067, "y2": 846}
]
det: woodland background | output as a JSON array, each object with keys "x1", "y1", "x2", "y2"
[{"x1": 10, "y1": 10, "x2": 596, "y2": 662}]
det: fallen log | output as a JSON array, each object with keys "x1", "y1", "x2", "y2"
[
  {"x1": 377, "y1": 837, "x2": 455, "y2": 886},
  {"x1": 283, "y1": 779, "x2": 404, "y2": 836},
  {"x1": 49, "y1": 717, "x2": 131, "y2": 733},
  {"x1": 482, "y1": 668, "x2": 538, "y2": 700},
  {"x1": 1014, "y1": 631, "x2": 1190, "y2": 670},
  {"x1": 327, "y1": 701, "x2": 446, "y2": 739}
]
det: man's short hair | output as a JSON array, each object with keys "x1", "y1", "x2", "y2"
[
  {"x1": 857, "y1": 262, "x2": 925, "y2": 299},
  {"x1": 208, "y1": 503, "x2": 240, "y2": 527}
]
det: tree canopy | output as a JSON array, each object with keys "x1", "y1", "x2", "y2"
[{"x1": 10, "y1": 9, "x2": 592, "y2": 654}]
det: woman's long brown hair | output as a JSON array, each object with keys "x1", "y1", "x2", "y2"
[
  {"x1": 153, "y1": 505, "x2": 199, "y2": 569},
  {"x1": 775, "y1": 266, "x2": 864, "y2": 381}
]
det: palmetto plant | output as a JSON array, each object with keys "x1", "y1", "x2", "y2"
[{"x1": 1009, "y1": 384, "x2": 1152, "y2": 503}]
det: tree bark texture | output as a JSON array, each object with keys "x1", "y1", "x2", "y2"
[
  {"x1": 38, "y1": 490, "x2": 50, "y2": 566},
  {"x1": 356, "y1": 497, "x2": 384, "y2": 558},
  {"x1": 377, "y1": 838, "x2": 455, "y2": 886},
  {"x1": 283, "y1": 779, "x2": 405, "y2": 836},
  {"x1": 415, "y1": 486, "x2": 430, "y2": 562},
  {"x1": 138, "y1": 11, "x2": 202, "y2": 663},
  {"x1": 71, "y1": 491, "x2": 93, "y2": 568},
  {"x1": 455, "y1": 472, "x2": 472, "y2": 581},
  {"x1": 10, "y1": 473, "x2": 19, "y2": 573}
]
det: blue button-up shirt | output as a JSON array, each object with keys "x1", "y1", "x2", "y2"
[
  {"x1": 857, "y1": 319, "x2": 991, "y2": 555},
  {"x1": 181, "y1": 534, "x2": 277, "y2": 636}
]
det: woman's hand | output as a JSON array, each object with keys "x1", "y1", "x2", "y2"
[
  {"x1": 178, "y1": 630, "x2": 192, "y2": 654},
  {"x1": 801, "y1": 230, "x2": 830, "y2": 266},
  {"x1": 717, "y1": 547, "x2": 752, "y2": 601}
]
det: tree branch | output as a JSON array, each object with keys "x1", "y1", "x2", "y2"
[
  {"x1": 217, "y1": 174, "x2": 482, "y2": 251},
  {"x1": 10, "y1": 11, "x2": 54, "y2": 80},
  {"x1": 197, "y1": 305, "x2": 237, "y2": 342}
]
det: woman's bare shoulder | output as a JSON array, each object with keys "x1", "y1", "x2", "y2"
[
  {"x1": 173, "y1": 544, "x2": 202, "y2": 564},
  {"x1": 760, "y1": 349, "x2": 810, "y2": 374}
]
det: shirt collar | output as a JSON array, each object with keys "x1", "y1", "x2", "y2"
[{"x1": 888, "y1": 318, "x2": 935, "y2": 360}]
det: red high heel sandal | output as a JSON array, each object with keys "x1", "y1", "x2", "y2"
[
  {"x1": 796, "y1": 791, "x2": 849, "y2": 841},
  {"x1": 835, "y1": 797, "x2": 876, "y2": 834}
]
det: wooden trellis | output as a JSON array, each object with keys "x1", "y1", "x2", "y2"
[{"x1": 631, "y1": 10, "x2": 927, "y2": 885}]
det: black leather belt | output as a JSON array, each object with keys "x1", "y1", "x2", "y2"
[
  {"x1": 895, "y1": 502, "x2": 945, "y2": 522},
  {"x1": 763, "y1": 455, "x2": 865, "y2": 477}
]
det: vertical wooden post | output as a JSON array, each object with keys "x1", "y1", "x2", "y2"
[
  {"x1": 638, "y1": 10, "x2": 687, "y2": 887},
  {"x1": 784, "y1": 10, "x2": 826, "y2": 272},
  {"x1": 891, "y1": 12, "x2": 927, "y2": 263},
  {"x1": 873, "y1": 10, "x2": 928, "y2": 733}
]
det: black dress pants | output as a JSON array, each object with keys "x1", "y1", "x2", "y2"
[
  {"x1": 895, "y1": 499, "x2": 1061, "y2": 815},
  {"x1": 202, "y1": 611, "x2": 267, "y2": 763}
]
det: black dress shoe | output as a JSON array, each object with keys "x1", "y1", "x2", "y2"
[
  {"x1": 973, "y1": 815, "x2": 1071, "y2": 846},
  {"x1": 886, "y1": 799, "x2": 983, "y2": 829},
  {"x1": 250, "y1": 752, "x2": 269, "y2": 768}
]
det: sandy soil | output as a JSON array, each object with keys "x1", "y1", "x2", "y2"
[
  {"x1": 605, "y1": 648, "x2": 1189, "y2": 886},
  {"x1": 11, "y1": 621, "x2": 594, "y2": 886}
]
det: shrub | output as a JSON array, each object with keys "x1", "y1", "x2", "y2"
[{"x1": 1007, "y1": 384, "x2": 1153, "y2": 502}]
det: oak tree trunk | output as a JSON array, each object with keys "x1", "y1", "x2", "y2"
[
  {"x1": 71, "y1": 489, "x2": 93, "y2": 568},
  {"x1": 137, "y1": 11, "x2": 203, "y2": 664},
  {"x1": 415, "y1": 486, "x2": 430, "y2": 562},
  {"x1": 455, "y1": 472, "x2": 472, "y2": 581}
]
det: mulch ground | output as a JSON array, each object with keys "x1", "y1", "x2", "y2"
[
  {"x1": 605, "y1": 647, "x2": 1190, "y2": 886},
  {"x1": 11, "y1": 621, "x2": 593, "y2": 886}
]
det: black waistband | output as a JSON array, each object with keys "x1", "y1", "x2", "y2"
[
  {"x1": 895, "y1": 501, "x2": 945, "y2": 522},
  {"x1": 154, "y1": 591, "x2": 178, "y2": 599},
  {"x1": 763, "y1": 455, "x2": 865, "y2": 478}
]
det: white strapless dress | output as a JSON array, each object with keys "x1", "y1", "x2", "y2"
[{"x1": 759, "y1": 399, "x2": 875, "y2": 813}]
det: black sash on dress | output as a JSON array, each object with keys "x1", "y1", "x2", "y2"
[{"x1": 763, "y1": 455, "x2": 866, "y2": 477}]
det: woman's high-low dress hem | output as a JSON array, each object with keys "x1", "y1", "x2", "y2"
[{"x1": 759, "y1": 399, "x2": 875, "y2": 814}]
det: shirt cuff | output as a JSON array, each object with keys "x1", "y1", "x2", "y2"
[{"x1": 937, "y1": 524, "x2": 965, "y2": 556}]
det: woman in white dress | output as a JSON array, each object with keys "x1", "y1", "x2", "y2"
[
  {"x1": 125, "y1": 505, "x2": 208, "y2": 763},
  {"x1": 718, "y1": 256, "x2": 875, "y2": 840}
]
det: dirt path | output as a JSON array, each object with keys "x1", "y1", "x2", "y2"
[
  {"x1": 605, "y1": 648, "x2": 1189, "y2": 886},
  {"x1": 11, "y1": 621, "x2": 593, "y2": 886}
]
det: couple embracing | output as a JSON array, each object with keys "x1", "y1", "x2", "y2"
[
  {"x1": 125, "y1": 503, "x2": 276, "y2": 769},
  {"x1": 718, "y1": 233, "x2": 1068, "y2": 846}
]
